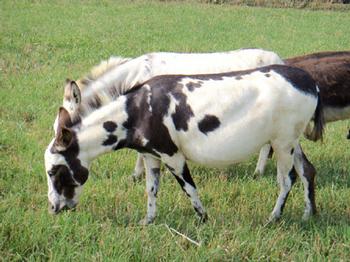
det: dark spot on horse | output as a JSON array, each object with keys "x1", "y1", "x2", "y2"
[
  {"x1": 167, "y1": 164, "x2": 196, "y2": 195},
  {"x1": 290, "y1": 148, "x2": 294, "y2": 155},
  {"x1": 151, "y1": 186, "x2": 154, "y2": 193},
  {"x1": 181, "y1": 164, "x2": 196, "y2": 188},
  {"x1": 235, "y1": 76, "x2": 242, "y2": 80},
  {"x1": 195, "y1": 74, "x2": 225, "y2": 81},
  {"x1": 102, "y1": 134, "x2": 118, "y2": 146},
  {"x1": 151, "y1": 168, "x2": 160, "y2": 174},
  {"x1": 198, "y1": 115, "x2": 221, "y2": 135},
  {"x1": 114, "y1": 139, "x2": 161, "y2": 157},
  {"x1": 55, "y1": 132, "x2": 89, "y2": 185},
  {"x1": 288, "y1": 167, "x2": 298, "y2": 185},
  {"x1": 259, "y1": 67, "x2": 271, "y2": 73},
  {"x1": 103, "y1": 121, "x2": 118, "y2": 132},
  {"x1": 50, "y1": 165, "x2": 77, "y2": 199},
  {"x1": 122, "y1": 84, "x2": 178, "y2": 156},
  {"x1": 171, "y1": 89, "x2": 194, "y2": 131},
  {"x1": 300, "y1": 149, "x2": 317, "y2": 214},
  {"x1": 149, "y1": 203, "x2": 152, "y2": 207},
  {"x1": 186, "y1": 81, "x2": 202, "y2": 91},
  {"x1": 268, "y1": 147, "x2": 274, "y2": 158},
  {"x1": 269, "y1": 65, "x2": 318, "y2": 96},
  {"x1": 172, "y1": 174, "x2": 185, "y2": 189},
  {"x1": 194, "y1": 206, "x2": 202, "y2": 216},
  {"x1": 63, "y1": 186, "x2": 75, "y2": 199},
  {"x1": 280, "y1": 167, "x2": 298, "y2": 213},
  {"x1": 265, "y1": 73, "x2": 271, "y2": 77}
]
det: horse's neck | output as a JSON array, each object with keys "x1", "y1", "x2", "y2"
[
  {"x1": 76, "y1": 96, "x2": 129, "y2": 162},
  {"x1": 79, "y1": 56, "x2": 150, "y2": 114}
]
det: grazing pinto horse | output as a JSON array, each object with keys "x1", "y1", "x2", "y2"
[
  {"x1": 254, "y1": 51, "x2": 350, "y2": 176},
  {"x1": 45, "y1": 65, "x2": 324, "y2": 224},
  {"x1": 58, "y1": 49, "x2": 284, "y2": 180}
]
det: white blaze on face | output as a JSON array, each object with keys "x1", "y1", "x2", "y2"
[{"x1": 44, "y1": 140, "x2": 61, "y2": 208}]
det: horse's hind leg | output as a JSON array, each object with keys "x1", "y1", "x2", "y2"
[
  {"x1": 131, "y1": 153, "x2": 145, "y2": 181},
  {"x1": 254, "y1": 144, "x2": 273, "y2": 177},
  {"x1": 293, "y1": 144, "x2": 317, "y2": 220},
  {"x1": 269, "y1": 144, "x2": 296, "y2": 222},
  {"x1": 165, "y1": 154, "x2": 207, "y2": 222}
]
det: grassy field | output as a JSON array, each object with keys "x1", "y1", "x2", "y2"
[{"x1": 1, "y1": 0, "x2": 349, "y2": 260}]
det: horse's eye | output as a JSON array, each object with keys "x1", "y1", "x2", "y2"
[{"x1": 47, "y1": 170, "x2": 55, "y2": 177}]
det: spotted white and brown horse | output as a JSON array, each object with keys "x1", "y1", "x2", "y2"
[
  {"x1": 58, "y1": 49, "x2": 284, "y2": 181},
  {"x1": 254, "y1": 51, "x2": 350, "y2": 176},
  {"x1": 45, "y1": 65, "x2": 324, "y2": 224}
]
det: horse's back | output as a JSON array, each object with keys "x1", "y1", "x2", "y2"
[{"x1": 145, "y1": 49, "x2": 284, "y2": 76}]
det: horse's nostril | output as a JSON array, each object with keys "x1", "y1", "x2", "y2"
[{"x1": 48, "y1": 203, "x2": 60, "y2": 214}]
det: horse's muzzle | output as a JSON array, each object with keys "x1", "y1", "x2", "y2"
[
  {"x1": 48, "y1": 202, "x2": 61, "y2": 214},
  {"x1": 48, "y1": 201, "x2": 76, "y2": 214}
]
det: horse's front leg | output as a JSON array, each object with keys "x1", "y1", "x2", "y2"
[
  {"x1": 131, "y1": 153, "x2": 145, "y2": 182},
  {"x1": 139, "y1": 155, "x2": 161, "y2": 225},
  {"x1": 165, "y1": 154, "x2": 208, "y2": 222}
]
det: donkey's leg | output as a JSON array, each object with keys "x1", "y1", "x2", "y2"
[
  {"x1": 165, "y1": 154, "x2": 207, "y2": 222},
  {"x1": 139, "y1": 156, "x2": 161, "y2": 225},
  {"x1": 269, "y1": 145, "x2": 296, "y2": 222},
  {"x1": 293, "y1": 144, "x2": 317, "y2": 220},
  {"x1": 254, "y1": 144, "x2": 273, "y2": 177},
  {"x1": 131, "y1": 153, "x2": 145, "y2": 182}
]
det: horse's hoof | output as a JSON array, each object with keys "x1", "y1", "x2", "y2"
[
  {"x1": 131, "y1": 172, "x2": 143, "y2": 183},
  {"x1": 138, "y1": 217, "x2": 154, "y2": 226},
  {"x1": 267, "y1": 213, "x2": 280, "y2": 224},
  {"x1": 252, "y1": 171, "x2": 262, "y2": 179},
  {"x1": 200, "y1": 213, "x2": 208, "y2": 223}
]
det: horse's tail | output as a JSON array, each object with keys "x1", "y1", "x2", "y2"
[{"x1": 304, "y1": 87, "x2": 325, "y2": 141}]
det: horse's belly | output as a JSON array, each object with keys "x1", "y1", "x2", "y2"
[{"x1": 180, "y1": 125, "x2": 270, "y2": 168}]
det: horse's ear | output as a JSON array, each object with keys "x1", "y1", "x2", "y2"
[
  {"x1": 56, "y1": 127, "x2": 74, "y2": 150},
  {"x1": 64, "y1": 80, "x2": 81, "y2": 111},
  {"x1": 56, "y1": 127, "x2": 73, "y2": 150},
  {"x1": 58, "y1": 107, "x2": 72, "y2": 128},
  {"x1": 55, "y1": 107, "x2": 74, "y2": 150}
]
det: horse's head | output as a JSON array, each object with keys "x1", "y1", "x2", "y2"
[{"x1": 45, "y1": 83, "x2": 88, "y2": 214}]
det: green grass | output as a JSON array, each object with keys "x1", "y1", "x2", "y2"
[{"x1": 1, "y1": 0, "x2": 349, "y2": 260}]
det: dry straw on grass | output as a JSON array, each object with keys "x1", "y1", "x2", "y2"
[{"x1": 160, "y1": 0, "x2": 350, "y2": 10}]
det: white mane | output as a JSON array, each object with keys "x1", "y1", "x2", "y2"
[{"x1": 77, "y1": 56, "x2": 132, "y2": 90}]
